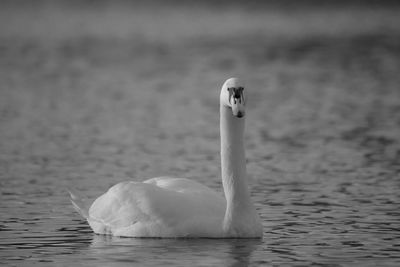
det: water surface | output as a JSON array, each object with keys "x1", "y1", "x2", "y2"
[{"x1": 1, "y1": 2, "x2": 400, "y2": 266}]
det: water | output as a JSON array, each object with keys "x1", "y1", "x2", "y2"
[{"x1": 1, "y1": 2, "x2": 400, "y2": 266}]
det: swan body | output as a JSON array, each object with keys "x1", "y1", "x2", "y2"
[{"x1": 71, "y1": 78, "x2": 263, "y2": 238}]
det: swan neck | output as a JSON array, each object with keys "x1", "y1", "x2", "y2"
[{"x1": 220, "y1": 105, "x2": 251, "y2": 214}]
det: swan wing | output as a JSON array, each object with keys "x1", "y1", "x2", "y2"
[{"x1": 88, "y1": 179, "x2": 225, "y2": 237}]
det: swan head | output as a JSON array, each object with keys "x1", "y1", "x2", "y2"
[{"x1": 220, "y1": 77, "x2": 246, "y2": 118}]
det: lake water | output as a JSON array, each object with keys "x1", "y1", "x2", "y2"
[{"x1": 0, "y1": 2, "x2": 400, "y2": 266}]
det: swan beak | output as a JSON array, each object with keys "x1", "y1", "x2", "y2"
[
  {"x1": 227, "y1": 86, "x2": 245, "y2": 118},
  {"x1": 231, "y1": 95, "x2": 245, "y2": 118}
]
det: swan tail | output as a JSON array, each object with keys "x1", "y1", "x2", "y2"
[
  {"x1": 68, "y1": 189, "x2": 91, "y2": 219},
  {"x1": 68, "y1": 189, "x2": 112, "y2": 234}
]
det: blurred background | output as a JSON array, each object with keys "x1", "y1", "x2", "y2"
[{"x1": 0, "y1": 0, "x2": 399, "y2": 266}]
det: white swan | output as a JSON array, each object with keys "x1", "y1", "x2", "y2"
[{"x1": 70, "y1": 78, "x2": 263, "y2": 238}]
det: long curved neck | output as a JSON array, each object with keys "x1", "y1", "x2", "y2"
[{"x1": 220, "y1": 104, "x2": 252, "y2": 230}]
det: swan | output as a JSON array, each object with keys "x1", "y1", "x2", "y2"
[{"x1": 70, "y1": 77, "x2": 263, "y2": 238}]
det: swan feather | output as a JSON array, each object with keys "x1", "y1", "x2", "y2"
[{"x1": 87, "y1": 177, "x2": 226, "y2": 237}]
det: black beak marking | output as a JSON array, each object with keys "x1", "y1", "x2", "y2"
[{"x1": 228, "y1": 87, "x2": 244, "y2": 105}]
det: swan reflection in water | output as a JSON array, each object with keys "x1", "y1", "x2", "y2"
[{"x1": 89, "y1": 235, "x2": 262, "y2": 267}]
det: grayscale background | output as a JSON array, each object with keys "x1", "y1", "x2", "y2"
[{"x1": 0, "y1": 0, "x2": 399, "y2": 266}]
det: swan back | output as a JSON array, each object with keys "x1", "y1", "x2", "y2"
[{"x1": 88, "y1": 179, "x2": 226, "y2": 237}]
